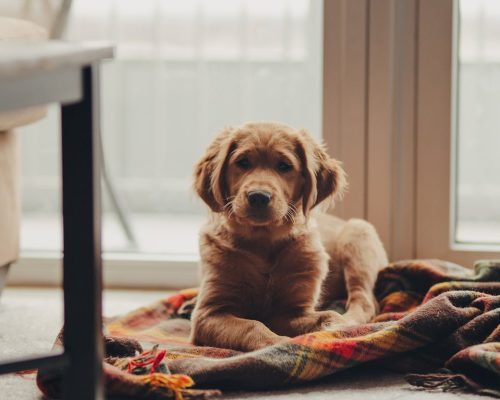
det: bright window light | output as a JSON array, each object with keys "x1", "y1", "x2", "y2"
[{"x1": 19, "y1": 0, "x2": 324, "y2": 256}]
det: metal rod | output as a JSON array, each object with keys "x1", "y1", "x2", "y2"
[
  {"x1": 100, "y1": 136, "x2": 138, "y2": 249},
  {"x1": 0, "y1": 352, "x2": 69, "y2": 375}
]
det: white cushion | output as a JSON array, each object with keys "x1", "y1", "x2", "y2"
[
  {"x1": 0, "y1": 17, "x2": 48, "y2": 41},
  {"x1": 0, "y1": 130, "x2": 19, "y2": 267},
  {"x1": 0, "y1": 17, "x2": 48, "y2": 266}
]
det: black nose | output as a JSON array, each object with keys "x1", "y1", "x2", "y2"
[{"x1": 247, "y1": 191, "x2": 271, "y2": 208}]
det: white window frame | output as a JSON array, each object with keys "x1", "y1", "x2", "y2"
[
  {"x1": 415, "y1": 0, "x2": 500, "y2": 264},
  {"x1": 11, "y1": 252, "x2": 199, "y2": 289}
]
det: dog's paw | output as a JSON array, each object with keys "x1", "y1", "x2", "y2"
[
  {"x1": 250, "y1": 335, "x2": 289, "y2": 351},
  {"x1": 342, "y1": 301, "x2": 378, "y2": 325},
  {"x1": 319, "y1": 310, "x2": 350, "y2": 331}
]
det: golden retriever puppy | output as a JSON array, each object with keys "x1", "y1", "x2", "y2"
[{"x1": 191, "y1": 122, "x2": 388, "y2": 352}]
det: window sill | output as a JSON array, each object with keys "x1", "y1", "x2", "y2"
[
  {"x1": 8, "y1": 252, "x2": 200, "y2": 289},
  {"x1": 450, "y1": 242, "x2": 500, "y2": 254}
]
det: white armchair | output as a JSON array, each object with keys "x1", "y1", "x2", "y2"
[{"x1": 0, "y1": 17, "x2": 47, "y2": 296}]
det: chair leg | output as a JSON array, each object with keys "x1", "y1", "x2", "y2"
[
  {"x1": 61, "y1": 64, "x2": 104, "y2": 400},
  {"x1": 0, "y1": 263, "x2": 10, "y2": 299}
]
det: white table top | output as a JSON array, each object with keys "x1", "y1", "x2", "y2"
[{"x1": 0, "y1": 41, "x2": 114, "y2": 79}]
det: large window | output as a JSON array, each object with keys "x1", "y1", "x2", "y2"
[
  {"x1": 415, "y1": 0, "x2": 500, "y2": 265},
  {"x1": 454, "y1": 0, "x2": 500, "y2": 245},
  {"x1": 19, "y1": 0, "x2": 324, "y2": 256},
  {"x1": 11, "y1": 0, "x2": 500, "y2": 286}
]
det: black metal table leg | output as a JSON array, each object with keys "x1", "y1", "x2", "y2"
[{"x1": 61, "y1": 64, "x2": 104, "y2": 400}]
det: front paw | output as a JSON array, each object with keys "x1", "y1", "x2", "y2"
[
  {"x1": 342, "y1": 299, "x2": 378, "y2": 325},
  {"x1": 319, "y1": 310, "x2": 350, "y2": 331},
  {"x1": 250, "y1": 335, "x2": 289, "y2": 351}
]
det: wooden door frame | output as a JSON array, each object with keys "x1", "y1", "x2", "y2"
[
  {"x1": 323, "y1": 0, "x2": 418, "y2": 261},
  {"x1": 323, "y1": 0, "x2": 500, "y2": 264}
]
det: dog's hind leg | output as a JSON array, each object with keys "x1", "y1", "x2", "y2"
[{"x1": 334, "y1": 219, "x2": 388, "y2": 324}]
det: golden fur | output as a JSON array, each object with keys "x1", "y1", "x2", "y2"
[{"x1": 191, "y1": 122, "x2": 388, "y2": 352}]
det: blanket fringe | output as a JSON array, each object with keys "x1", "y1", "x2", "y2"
[
  {"x1": 137, "y1": 373, "x2": 194, "y2": 400},
  {"x1": 406, "y1": 372, "x2": 500, "y2": 398},
  {"x1": 406, "y1": 372, "x2": 481, "y2": 393}
]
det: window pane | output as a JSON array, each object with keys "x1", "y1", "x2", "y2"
[
  {"x1": 19, "y1": 0, "x2": 324, "y2": 255},
  {"x1": 454, "y1": 0, "x2": 500, "y2": 245}
]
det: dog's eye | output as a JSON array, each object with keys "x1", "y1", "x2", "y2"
[
  {"x1": 236, "y1": 158, "x2": 251, "y2": 170},
  {"x1": 277, "y1": 161, "x2": 292, "y2": 172}
]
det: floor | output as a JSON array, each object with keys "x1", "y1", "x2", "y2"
[{"x1": 0, "y1": 287, "x2": 486, "y2": 400}]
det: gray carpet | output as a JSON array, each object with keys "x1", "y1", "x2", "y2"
[{"x1": 0, "y1": 287, "x2": 486, "y2": 399}]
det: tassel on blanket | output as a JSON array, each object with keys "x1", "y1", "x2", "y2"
[
  {"x1": 126, "y1": 346, "x2": 195, "y2": 400},
  {"x1": 406, "y1": 371, "x2": 500, "y2": 398},
  {"x1": 127, "y1": 345, "x2": 169, "y2": 374},
  {"x1": 136, "y1": 373, "x2": 194, "y2": 400},
  {"x1": 109, "y1": 344, "x2": 170, "y2": 375},
  {"x1": 108, "y1": 345, "x2": 221, "y2": 400},
  {"x1": 406, "y1": 372, "x2": 475, "y2": 391}
]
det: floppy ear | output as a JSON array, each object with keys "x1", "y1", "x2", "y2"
[
  {"x1": 193, "y1": 128, "x2": 234, "y2": 212},
  {"x1": 296, "y1": 130, "x2": 347, "y2": 215}
]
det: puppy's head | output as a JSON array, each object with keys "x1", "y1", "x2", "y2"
[{"x1": 194, "y1": 122, "x2": 346, "y2": 227}]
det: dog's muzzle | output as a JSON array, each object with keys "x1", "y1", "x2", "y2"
[{"x1": 247, "y1": 190, "x2": 271, "y2": 209}]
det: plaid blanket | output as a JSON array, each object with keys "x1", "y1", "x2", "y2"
[{"x1": 37, "y1": 259, "x2": 500, "y2": 399}]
